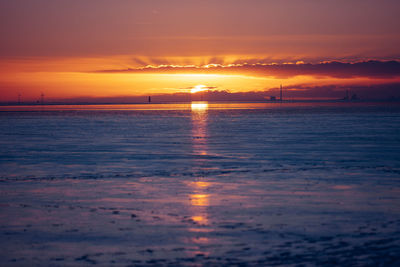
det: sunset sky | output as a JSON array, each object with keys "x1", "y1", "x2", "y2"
[{"x1": 1, "y1": 0, "x2": 400, "y2": 102}]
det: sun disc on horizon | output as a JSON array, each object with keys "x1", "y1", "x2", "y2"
[{"x1": 190, "y1": 84, "x2": 208, "y2": 94}]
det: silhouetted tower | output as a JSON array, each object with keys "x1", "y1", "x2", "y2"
[
  {"x1": 280, "y1": 84, "x2": 283, "y2": 102},
  {"x1": 148, "y1": 96, "x2": 151, "y2": 103},
  {"x1": 345, "y1": 89, "x2": 349, "y2": 100},
  {"x1": 18, "y1": 93, "x2": 21, "y2": 104},
  {"x1": 40, "y1": 93, "x2": 44, "y2": 105}
]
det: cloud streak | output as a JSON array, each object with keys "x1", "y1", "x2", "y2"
[{"x1": 94, "y1": 60, "x2": 400, "y2": 79}]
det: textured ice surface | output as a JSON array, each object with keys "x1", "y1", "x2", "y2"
[{"x1": 1, "y1": 102, "x2": 400, "y2": 266}]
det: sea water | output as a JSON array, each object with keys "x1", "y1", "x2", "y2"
[{"x1": 1, "y1": 102, "x2": 400, "y2": 265}]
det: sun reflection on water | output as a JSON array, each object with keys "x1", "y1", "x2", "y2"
[
  {"x1": 191, "y1": 215, "x2": 208, "y2": 225},
  {"x1": 191, "y1": 181, "x2": 211, "y2": 188},
  {"x1": 185, "y1": 103, "x2": 213, "y2": 255},
  {"x1": 191, "y1": 102, "x2": 209, "y2": 111},
  {"x1": 191, "y1": 101, "x2": 208, "y2": 157},
  {"x1": 190, "y1": 194, "x2": 210, "y2": 206}
]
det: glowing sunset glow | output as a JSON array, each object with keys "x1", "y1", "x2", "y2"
[{"x1": 0, "y1": 1, "x2": 399, "y2": 101}]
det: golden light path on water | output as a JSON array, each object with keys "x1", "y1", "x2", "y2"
[{"x1": 187, "y1": 101, "x2": 212, "y2": 255}]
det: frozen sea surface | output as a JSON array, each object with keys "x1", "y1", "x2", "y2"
[{"x1": 1, "y1": 102, "x2": 400, "y2": 266}]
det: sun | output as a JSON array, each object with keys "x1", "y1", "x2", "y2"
[{"x1": 191, "y1": 84, "x2": 208, "y2": 94}]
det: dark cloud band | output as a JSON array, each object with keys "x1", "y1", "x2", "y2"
[{"x1": 93, "y1": 60, "x2": 400, "y2": 79}]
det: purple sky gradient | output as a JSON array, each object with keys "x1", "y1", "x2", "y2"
[{"x1": 1, "y1": 0, "x2": 399, "y2": 60}]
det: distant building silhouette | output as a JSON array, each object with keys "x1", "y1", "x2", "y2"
[
  {"x1": 345, "y1": 89, "x2": 349, "y2": 100},
  {"x1": 270, "y1": 96, "x2": 277, "y2": 101},
  {"x1": 342, "y1": 90, "x2": 359, "y2": 101},
  {"x1": 280, "y1": 84, "x2": 283, "y2": 102},
  {"x1": 148, "y1": 96, "x2": 151, "y2": 103}
]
